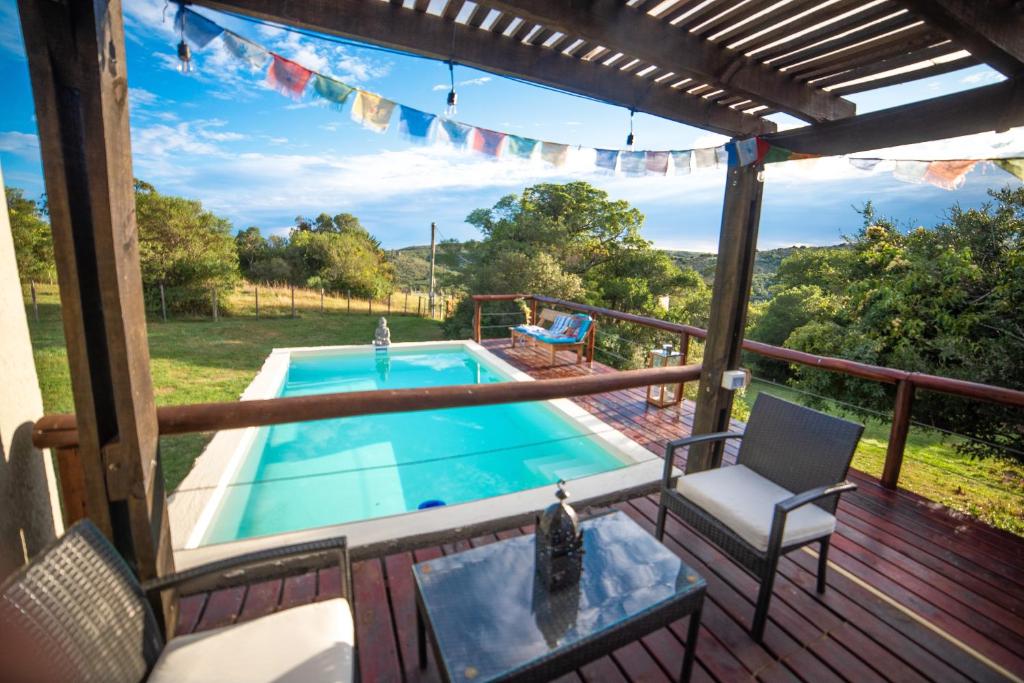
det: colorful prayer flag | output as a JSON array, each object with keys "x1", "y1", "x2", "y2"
[
  {"x1": 398, "y1": 106, "x2": 437, "y2": 142},
  {"x1": 312, "y1": 74, "x2": 354, "y2": 110},
  {"x1": 472, "y1": 128, "x2": 506, "y2": 157},
  {"x1": 715, "y1": 145, "x2": 729, "y2": 167},
  {"x1": 693, "y1": 147, "x2": 718, "y2": 169},
  {"x1": 849, "y1": 158, "x2": 883, "y2": 172},
  {"x1": 620, "y1": 151, "x2": 646, "y2": 177},
  {"x1": 222, "y1": 32, "x2": 268, "y2": 71},
  {"x1": 893, "y1": 160, "x2": 930, "y2": 185},
  {"x1": 645, "y1": 151, "x2": 670, "y2": 176},
  {"x1": 595, "y1": 149, "x2": 619, "y2": 173},
  {"x1": 177, "y1": 8, "x2": 223, "y2": 48},
  {"x1": 438, "y1": 119, "x2": 472, "y2": 148},
  {"x1": 350, "y1": 90, "x2": 396, "y2": 133},
  {"x1": 671, "y1": 151, "x2": 691, "y2": 175},
  {"x1": 506, "y1": 135, "x2": 540, "y2": 159},
  {"x1": 995, "y1": 158, "x2": 1024, "y2": 181},
  {"x1": 541, "y1": 142, "x2": 568, "y2": 167},
  {"x1": 266, "y1": 54, "x2": 313, "y2": 100},
  {"x1": 923, "y1": 160, "x2": 977, "y2": 190}
]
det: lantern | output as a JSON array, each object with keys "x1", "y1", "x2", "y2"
[
  {"x1": 535, "y1": 480, "x2": 584, "y2": 591},
  {"x1": 646, "y1": 344, "x2": 684, "y2": 407}
]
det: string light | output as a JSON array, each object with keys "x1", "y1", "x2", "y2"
[
  {"x1": 445, "y1": 61, "x2": 458, "y2": 116},
  {"x1": 176, "y1": 7, "x2": 194, "y2": 75},
  {"x1": 626, "y1": 109, "x2": 635, "y2": 148}
]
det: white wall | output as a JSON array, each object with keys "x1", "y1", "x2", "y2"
[{"x1": 0, "y1": 161, "x2": 62, "y2": 578}]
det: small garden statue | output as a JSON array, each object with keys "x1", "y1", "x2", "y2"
[{"x1": 374, "y1": 316, "x2": 391, "y2": 348}]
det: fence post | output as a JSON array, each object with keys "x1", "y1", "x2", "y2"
[
  {"x1": 473, "y1": 299, "x2": 481, "y2": 342},
  {"x1": 29, "y1": 280, "x2": 39, "y2": 322},
  {"x1": 369, "y1": 298, "x2": 373, "y2": 315},
  {"x1": 388, "y1": 294, "x2": 392, "y2": 315},
  {"x1": 418, "y1": 296, "x2": 422, "y2": 317},
  {"x1": 404, "y1": 291, "x2": 409, "y2": 314},
  {"x1": 212, "y1": 288, "x2": 218, "y2": 322},
  {"x1": 882, "y1": 379, "x2": 915, "y2": 489},
  {"x1": 159, "y1": 281, "x2": 167, "y2": 322},
  {"x1": 290, "y1": 284, "x2": 296, "y2": 318},
  {"x1": 320, "y1": 288, "x2": 324, "y2": 313},
  {"x1": 347, "y1": 290, "x2": 351, "y2": 313},
  {"x1": 255, "y1": 286, "x2": 259, "y2": 319}
]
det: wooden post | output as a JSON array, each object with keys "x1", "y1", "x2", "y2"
[
  {"x1": 54, "y1": 447, "x2": 88, "y2": 527},
  {"x1": 530, "y1": 298, "x2": 539, "y2": 325},
  {"x1": 688, "y1": 163, "x2": 765, "y2": 473},
  {"x1": 473, "y1": 299, "x2": 482, "y2": 342},
  {"x1": 587, "y1": 326, "x2": 596, "y2": 367},
  {"x1": 405, "y1": 290, "x2": 409, "y2": 314},
  {"x1": 679, "y1": 332, "x2": 690, "y2": 365},
  {"x1": 882, "y1": 380, "x2": 915, "y2": 489},
  {"x1": 320, "y1": 287, "x2": 324, "y2": 313},
  {"x1": 418, "y1": 296, "x2": 422, "y2": 316},
  {"x1": 211, "y1": 288, "x2": 218, "y2": 322},
  {"x1": 290, "y1": 284, "x2": 296, "y2": 318},
  {"x1": 255, "y1": 285, "x2": 259, "y2": 319},
  {"x1": 347, "y1": 290, "x2": 351, "y2": 313},
  {"x1": 18, "y1": 0, "x2": 174, "y2": 627},
  {"x1": 369, "y1": 298, "x2": 373, "y2": 315},
  {"x1": 159, "y1": 281, "x2": 167, "y2": 322},
  {"x1": 388, "y1": 294, "x2": 392, "y2": 315}
]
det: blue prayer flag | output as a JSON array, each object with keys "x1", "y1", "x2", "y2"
[
  {"x1": 176, "y1": 7, "x2": 223, "y2": 49},
  {"x1": 438, "y1": 119, "x2": 472, "y2": 148},
  {"x1": 398, "y1": 106, "x2": 437, "y2": 142},
  {"x1": 595, "y1": 149, "x2": 618, "y2": 173}
]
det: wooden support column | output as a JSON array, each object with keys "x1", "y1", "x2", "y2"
[
  {"x1": 17, "y1": 0, "x2": 174, "y2": 626},
  {"x1": 882, "y1": 380, "x2": 915, "y2": 489},
  {"x1": 473, "y1": 300, "x2": 482, "y2": 343},
  {"x1": 687, "y1": 163, "x2": 765, "y2": 473}
]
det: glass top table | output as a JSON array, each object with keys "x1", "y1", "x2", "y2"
[{"x1": 413, "y1": 510, "x2": 707, "y2": 683}]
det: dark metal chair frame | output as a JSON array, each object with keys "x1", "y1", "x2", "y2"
[
  {"x1": 654, "y1": 393, "x2": 863, "y2": 642},
  {"x1": 0, "y1": 519, "x2": 353, "y2": 683}
]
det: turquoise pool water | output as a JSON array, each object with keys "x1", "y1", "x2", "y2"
[{"x1": 202, "y1": 346, "x2": 627, "y2": 544}]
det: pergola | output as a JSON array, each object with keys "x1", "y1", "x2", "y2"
[{"x1": 14, "y1": 0, "x2": 1024, "y2": 628}]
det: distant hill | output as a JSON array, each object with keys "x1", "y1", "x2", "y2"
[{"x1": 389, "y1": 243, "x2": 842, "y2": 300}]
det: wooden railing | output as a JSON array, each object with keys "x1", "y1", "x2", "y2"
[
  {"x1": 33, "y1": 363, "x2": 702, "y2": 527},
  {"x1": 472, "y1": 294, "x2": 1024, "y2": 489}
]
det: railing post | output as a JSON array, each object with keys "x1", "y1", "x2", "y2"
[
  {"x1": 883, "y1": 380, "x2": 915, "y2": 489},
  {"x1": 53, "y1": 447, "x2": 88, "y2": 527},
  {"x1": 473, "y1": 299, "x2": 482, "y2": 342},
  {"x1": 530, "y1": 298, "x2": 539, "y2": 325},
  {"x1": 679, "y1": 332, "x2": 690, "y2": 365}
]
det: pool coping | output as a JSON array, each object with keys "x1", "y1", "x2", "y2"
[{"x1": 169, "y1": 340, "x2": 675, "y2": 568}]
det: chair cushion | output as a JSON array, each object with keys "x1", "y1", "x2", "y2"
[
  {"x1": 149, "y1": 598, "x2": 354, "y2": 683},
  {"x1": 675, "y1": 465, "x2": 836, "y2": 552}
]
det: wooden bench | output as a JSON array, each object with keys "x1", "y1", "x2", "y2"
[{"x1": 510, "y1": 308, "x2": 595, "y2": 366}]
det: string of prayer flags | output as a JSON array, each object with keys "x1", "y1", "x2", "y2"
[
  {"x1": 177, "y1": 7, "x2": 223, "y2": 48},
  {"x1": 351, "y1": 91, "x2": 397, "y2": 133},
  {"x1": 267, "y1": 55, "x2": 313, "y2": 100},
  {"x1": 506, "y1": 135, "x2": 540, "y2": 159},
  {"x1": 892, "y1": 160, "x2": 931, "y2": 185},
  {"x1": 541, "y1": 142, "x2": 569, "y2": 167},
  {"x1": 923, "y1": 160, "x2": 977, "y2": 191},
  {"x1": 438, "y1": 119, "x2": 472, "y2": 148},
  {"x1": 761, "y1": 144, "x2": 818, "y2": 165},
  {"x1": 595, "y1": 149, "x2": 619, "y2": 173},
  {"x1": 222, "y1": 32, "x2": 268, "y2": 71},
  {"x1": 313, "y1": 74, "x2": 354, "y2": 110},
  {"x1": 995, "y1": 158, "x2": 1024, "y2": 181},
  {"x1": 398, "y1": 106, "x2": 437, "y2": 142},
  {"x1": 645, "y1": 151, "x2": 670, "y2": 176},
  {"x1": 620, "y1": 151, "x2": 646, "y2": 177},
  {"x1": 472, "y1": 128, "x2": 506, "y2": 157},
  {"x1": 693, "y1": 147, "x2": 719, "y2": 169}
]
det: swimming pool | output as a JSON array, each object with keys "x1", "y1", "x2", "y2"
[{"x1": 178, "y1": 341, "x2": 655, "y2": 549}]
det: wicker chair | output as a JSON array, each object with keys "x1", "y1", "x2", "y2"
[
  {"x1": 655, "y1": 393, "x2": 863, "y2": 642},
  {"x1": 0, "y1": 520, "x2": 354, "y2": 683}
]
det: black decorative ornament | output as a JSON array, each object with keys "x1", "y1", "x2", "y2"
[{"x1": 535, "y1": 480, "x2": 585, "y2": 591}]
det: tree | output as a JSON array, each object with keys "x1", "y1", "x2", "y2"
[
  {"x1": 235, "y1": 226, "x2": 267, "y2": 278},
  {"x1": 284, "y1": 213, "x2": 394, "y2": 298},
  {"x1": 5, "y1": 186, "x2": 54, "y2": 285},
  {"x1": 135, "y1": 180, "x2": 240, "y2": 316}
]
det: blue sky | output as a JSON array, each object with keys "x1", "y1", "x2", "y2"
[{"x1": 1, "y1": 0, "x2": 1021, "y2": 251}]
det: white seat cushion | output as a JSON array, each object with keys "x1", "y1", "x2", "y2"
[
  {"x1": 675, "y1": 465, "x2": 836, "y2": 552},
  {"x1": 149, "y1": 598, "x2": 354, "y2": 683}
]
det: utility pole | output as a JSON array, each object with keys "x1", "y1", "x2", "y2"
[{"x1": 428, "y1": 221, "x2": 437, "y2": 319}]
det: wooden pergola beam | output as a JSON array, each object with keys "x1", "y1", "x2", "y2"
[
  {"x1": 478, "y1": 0, "x2": 856, "y2": 123},
  {"x1": 764, "y1": 78, "x2": 1024, "y2": 156},
  {"x1": 897, "y1": 0, "x2": 1024, "y2": 77},
  {"x1": 197, "y1": 0, "x2": 772, "y2": 136}
]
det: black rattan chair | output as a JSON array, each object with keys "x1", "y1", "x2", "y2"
[
  {"x1": 655, "y1": 393, "x2": 863, "y2": 642},
  {"x1": 0, "y1": 520, "x2": 354, "y2": 683}
]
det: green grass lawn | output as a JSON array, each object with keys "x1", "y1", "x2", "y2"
[
  {"x1": 25, "y1": 285, "x2": 1023, "y2": 535},
  {"x1": 27, "y1": 285, "x2": 445, "y2": 491},
  {"x1": 737, "y1": 380, "x2": 1024, "y2": 535}
]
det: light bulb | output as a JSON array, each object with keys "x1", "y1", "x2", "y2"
[
  {"x1": 446, "y1": 89, "x2": 458, "y2": 117},
  {"x1": 177, "y1": 40, "x2": 194, "y2": 75}
]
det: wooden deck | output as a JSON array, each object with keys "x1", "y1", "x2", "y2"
[{"x1": 176, "y1": 341, "x2": 1024, "y2": 682}]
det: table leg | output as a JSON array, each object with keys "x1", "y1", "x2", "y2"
[
  {"x1": 417, "y1": 602, "x2": 427, "y2": 669},
  {"x1": 680, "y1": 602, "x2": 703, "y2": 682}
]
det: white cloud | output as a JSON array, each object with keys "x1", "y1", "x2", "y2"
[
  {"x1": 432, "y1": 76, "x2": 492, "y2": 91},
  {"x1": 0, "y1": 131, "x2": 39, "y2": 158}
]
